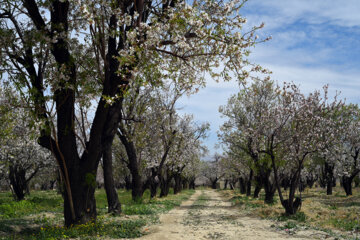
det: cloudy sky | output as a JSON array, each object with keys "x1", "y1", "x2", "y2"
[{"x1": 178, "y1": 0, "x2": 360, "y2": 156}]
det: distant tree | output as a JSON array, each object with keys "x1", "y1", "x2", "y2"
[
  {"x1": 201, "y1": 154, "x2": 224, "y2": 189},
  {"x1": 0, "y1": 89, "x2": 52, "y2": 200}
]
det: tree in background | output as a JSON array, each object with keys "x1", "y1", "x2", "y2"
[{"x1": 0, "y1": 88, "x2": 52, "y2": 200}]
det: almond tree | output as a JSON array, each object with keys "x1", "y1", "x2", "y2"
[
  {"x1": 270, "y1": 84, "x2": 344, "y2": 214},
  {"x1": 219, "y1": 78, "x2": 281, "y2": 203},
  {"x1": 336, "y1": 105, "x2": 360, "y2": 195},
  {"x1": 163, "y1": 115, "x2": 208, "y2": 194},
  {"x1": 0, "y1": 89, "x2": 52, "y2": 200}
]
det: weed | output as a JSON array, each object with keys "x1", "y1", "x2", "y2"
[
  {"x1": 277, "y1": 212, "x2": 306, "y2": 222},
  {"x1": 328, "y1": 218, "x2": 360, "y2": 231}
]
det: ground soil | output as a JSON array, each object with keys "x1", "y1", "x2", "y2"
[{"x1": 133, "y1": 189, "x2": 341, "y2": 240}]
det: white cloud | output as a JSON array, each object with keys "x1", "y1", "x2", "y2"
[{"x1": 244, "y1": 0, "x2": 360, "y2": 28}]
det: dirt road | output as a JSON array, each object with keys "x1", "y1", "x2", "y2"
[{"x1": 134, "y1": 189, "x2": 339, "y2": 240}]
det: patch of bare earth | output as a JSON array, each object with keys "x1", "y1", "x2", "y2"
[{"x1": 134, "y1": 189, "x2": 338, "y2": 240}]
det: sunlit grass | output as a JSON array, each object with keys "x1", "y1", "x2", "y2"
[
  {"x1": 0, "y1": 188, "x2": 194, "y2": 239},
  {"x1": 220, "y1": 186, "x2": 360, "y2": 235}
]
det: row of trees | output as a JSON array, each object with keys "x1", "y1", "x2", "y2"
[
  {"x1": 0, "y1": 0, "x2": 267, "y2": 226},
  {"x1": 0, "y1": 81, "x2": 208, "y2": 206},
  {"x1": 218, "y1": 78, "x2": 360, "y2": 215}
]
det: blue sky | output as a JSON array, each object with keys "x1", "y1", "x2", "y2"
[{"x1": 178, "y1": 0, "x2": 360, "y2": 156}]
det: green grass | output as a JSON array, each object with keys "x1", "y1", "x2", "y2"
[
  {"x1": 328, "y1": 218, "x2": 360, "y2": 231},
  {"x1": 230, "y1": 195, "x2": 263, "y2": 209},
  {"x1": 0, "y1": 191, "x2": 63, "y2": 219},
  {"x1": 0, "y1": 188, "x2": 194, "y2": 239},
  {"x1": 277, "y1": 212, "x2": 307, "y2": 222}
]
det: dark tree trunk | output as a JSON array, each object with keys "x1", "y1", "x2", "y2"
[
  {"x1": 210, "y1": 177, "x2": 218, "y2": 189},
  {"x1": 224, "y1": 179, "x2": 228, "y2": 189},
  {"x1": 342, "y1": 175, "x2": 353, "y2": 196},
  {"x1": 355, "y1": 175, "x2": 360, "y2": 188},
  {"x1": 281, "y1": 197, "x2": 302, "y2": 215},
  {"x1": 230, "y1": 179, "x2": 236, "y2": 190},
  {"x1": 281, "y1": 169, "x2": 302, "y2": 215},
  {"x1": 324, "y1": 162, "x2": 335, "y2": 195},
  {"x1": 149, "y1": 168, "x2": 159, "y2": 198},
  {"x1": 189, "y1": 178, "x2": 196, "y2": 190},
  {"x1": 118, "y1": 132, "x2": 143, "y2": 201},
  {"x1": 160, "y1": 175, "x2": 171, "y2": 197},
  {"x1": 9, "y1": 165, "x2": 27, "y2": 201},
  {"x1": 262, "y1": 172, "x2": 276, "y2": 204},
  {"x1": 253, "y1": 185, "x2": 261, "y2": 198},
  {"x1": 182, "y1": 178, "x2": 189, "y2": 189},
  {"x1": 306, "y1": 176, "x2": 316, "y2": 189},
  {"x1": 239, "y1": 177, "x2": 246, "y2": 194},
  {"x1": 246, "y1": 169, "x2": 253, "y2": 196},
  {"x1": 327, "y1": 178, "x2": 333, "y2": 195},
  {"x1": 174, "y1": 174, "x2": 182, "y2": 194},
  {"x1": 124, "y1": 175, "x2": 132, "y2": 190},
  {"x1": 253, "y1": 175, "x2": 262, "y2": 198},
  {"x1": 8, "y1": 162, "x2": 39, "y2": 201},
  {"x1": 102, "y1": 145, "x2": 121, "y2": 214}
]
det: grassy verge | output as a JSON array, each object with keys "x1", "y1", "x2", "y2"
[
  {"x1": 0, "y1": 188, "x2": 194, "y2": 239},
  {"x1": 220, "y1": 186, "x2": 360, "y2": 239}
]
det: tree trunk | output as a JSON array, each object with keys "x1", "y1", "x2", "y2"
[
  {"x1": 149, "y1": 169, "x2": 158, "y2": 198},
  {"x1": 281, "y1": 169, "x2": 302, "y2": 215},
  {"x1": 174, "y1": 174, "x2": 182, "y2": 194},
  {"x1": 342, "y1": 176, "x2": 353, "y2": 196},
  {"x1": 211, "y1": 178, "x2": 218, "y2": 189},
  {"x1": 262, "y1": 173, "x2": 275, "y2": 204},
  {"x1": 246, "y1": 169, "x2": 253, "y2": 196},
  {"x1": 63, "y1": 169, "x2": 97, "y2": 226},
  {"x1": 355, "y1": 175, "x2": 360, "y2": 188},
  {"x1": 325, "y1": 162, "x2": 334, "y2": 195},
  {"x1": 8, "y1": 165, "x2": 27, "y2": 201},
  {"x1": 239, "y1": 177, "x2": 246, "y2": 194},
  {"x1": 182, "y1": 178, "x2": 189, "y2": 190},
  {"x1": 118, "y1": 132, "x2": 143, "y2": 201},
  {"x1": 160, "y1": 175, "x2": 171, "y2": 197},
  {"x1": 224, "y1": 179, "x2": 228, "y2": 190},
  {"x1": 281, "y1": 197, "x2": 302, "y2": 215},
  {"x1": 102, "y1": 145, "x2": 121, "y2": 214},
  {"x1": 124, "y1": 175, "x2": 132, "y2": 190},
  {"x1": 189, "y1": 178, "x2": 196, "y2": 190},
  {"x1": 326, "y1": 178, "x2": 333, "y2": 195}
]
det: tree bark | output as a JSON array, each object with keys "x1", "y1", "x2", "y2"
[
  {"x1": 124, "y1": 175, "x2": 132, "y2": 190},
  {"x1": 246, "y1": 169, "x2": 253, "y2": 196},
  {"x1": 174, "y1": 173, "x2": 182, "y2": 194},
  {"x1": 211, "y1": 178, "x2": 218, "y2": 189},
  {"x1": 189, "y1": 178, "x2": 196, "y2": 190},
  {"x1": 8, "y1": 165, "x2": 27, "y2": 201},
  {"x1": 253, "y1": 175, "x2": 262, "y2": 198},
  {"x1": 118, "y1": 131, "x2": 143, "y2": 201},
  {"x1": 149, "y1": 168, "x2": 158, "y2": 198},
  {"x1": 325, "y1": 162, "x2": 334, "y2": 195},
  {"x1": 239, "y1": 177, "x2": 246, "y2": 194},
  {"x1": 224, "y1": 179, "x2": 228, "y2": 190},
  {"x1": 342, "y1": 175, "x2": 353, "y2": 196},
  {"x1": 160, "y1": 174, "x2": 171, "y2": 197},
  {"x1": 102, "y1": 145, "x2": 121, "y2": 214}
]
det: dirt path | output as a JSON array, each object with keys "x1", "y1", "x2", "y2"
[{"x1": 134, "y1": 189, "x2": 339, "y2": 240}]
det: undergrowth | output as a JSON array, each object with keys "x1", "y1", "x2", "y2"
[{"x1": 0, "y1": 188, "x2": 194, "y2": 239}]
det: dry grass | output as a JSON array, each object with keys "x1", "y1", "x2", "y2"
[{"x1": 221, "y1": 186, "x2": 360, "y2": 234}]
